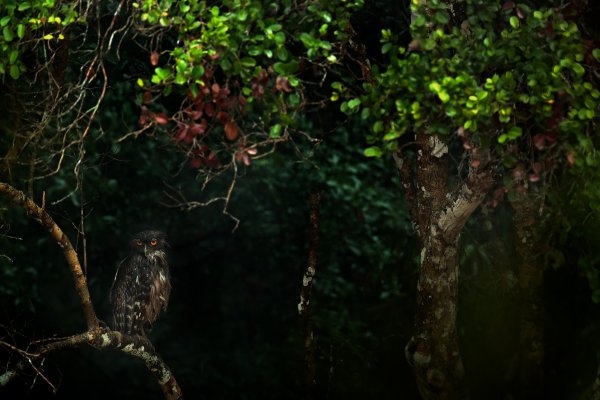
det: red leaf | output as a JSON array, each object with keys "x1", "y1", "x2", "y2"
[
  {"x1": 150, "y1": 51, "x2": 159, "y2": 66},
  {"x1": 154, "y1": 112, "x2": 169, "y2": 125},
  {"x1": 566, "y1": 151, "x2": 576, "y2": 166},
  {"x1": 205, "y1": 103, "x2": 215, "y2": 117},
  {"x1": 492, "y1": 187, "x2": 507, "y2": 208},
  {"x1": 502, "y1": 1, "x2": 515, "y2": 10},
  {"x1": 143, "y1": 91, "x2": 153, "y2": 104},
  {"x1": 191, "y1": 158, "x2": 203, "y2": 169},
  {"x1": 190, "y1": 109, "x2": 203, "y2": 120},
  {"x1": 175, "y1": 126, "x2": 189, "y2": 143},
  {"x1": 224, "y1": 121, "x2": 238, "y2": 141},
  {"x1": 139, "y1": 114, "x2": 149, "y2": 125},
  {"x1": 189, "y1": 123, "x2": 206, "y2": 136},
  {"x1": 463, "y1": 141, "x2": 473, "y2": 150},
  {"x1": 512, "y1": 165, "x2": 526, "y2": 180},
  {"x1": 211, "y1": 83, "x2": 220, "y2": 96},
  {"x1": 457, "y1": 126, "x2": 466, "y2": 137},
  {"x1": 516, "y1": 6, "x2": 524, "y2": 19},
  {"x1": 275, "y1": 76, "x2": 292, "y2": 93},
  {"x1": 217, "y1": 111, "x2": 230, "y2": 124},
  {"x1": 408, "y1": 39, "x2": 420, "y2": 51},
  {"x1": 529, "y1": 173, "x2": 540, "y2": 183},
  {"x1": 470, "y1": 159, "x2": 481, "y2": 168},
  {"x1": 246, "y1": 147, "x2": 257, "y2": 155},
  {"x1": 532, "y1": 134, "x2": 546, "y2": 150},
  {"x1": 532, "y1": 162, "x2": 543, "y2": 174},
  {"x1": 238, "y1": 95, "x2": 247, "y2": 108},
  {"x1": 243, "y1": 153, "x2": 251, "y2": 166}
]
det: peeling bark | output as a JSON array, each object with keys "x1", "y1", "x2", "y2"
[
  {"x1": 0, "y1": 330, "x2": 182, "y2": 400},
  {"x1": 402, "y1": 133, "x2": 494, "y2": 400},
  {"x1": 510, "y1": 192, "x2": 546, "y2": 399}
]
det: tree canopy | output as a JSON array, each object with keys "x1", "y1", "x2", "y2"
[{"x1": 1, "y1": 0, "x2": 600, "y2": 399}]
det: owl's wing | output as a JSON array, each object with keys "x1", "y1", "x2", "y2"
[{"x1": 109, "y1": 258, "x2": 127, "y2": 305}]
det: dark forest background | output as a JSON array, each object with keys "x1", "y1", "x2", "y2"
[{"x1": 1, "y1": 0, "x2": 600, "y2": 399}]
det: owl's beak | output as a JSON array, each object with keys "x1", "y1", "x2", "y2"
[{"x1": 143, "y1": 245, "x2": 149, "y2": 256}]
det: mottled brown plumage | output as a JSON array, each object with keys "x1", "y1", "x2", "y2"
[{"x1": 110, "y1": 230, "x2": 171, "y2": 336}]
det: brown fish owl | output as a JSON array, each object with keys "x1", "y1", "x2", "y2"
[{"x1": 110, "y1": 230, "x2": 171, "y2": 336}]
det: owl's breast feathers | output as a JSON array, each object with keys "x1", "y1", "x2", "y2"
[
  {"x1": 146, "y1": 250, "x2": 171, "y2": 324},
  {"x1": 110, "y1": 250, "x2": 171, "y2": 335}
]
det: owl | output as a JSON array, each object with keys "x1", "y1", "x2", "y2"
[{"x1": 110, "y1": 230, "x2": 171, "y2": 336}]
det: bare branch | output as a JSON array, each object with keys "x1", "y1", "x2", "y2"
[
  {"x1": 1, "y1": 329, "x2": 183, "y2": 400},
  {"x1": 0, "y1": 182, "x2": 98, "y2": 331}
]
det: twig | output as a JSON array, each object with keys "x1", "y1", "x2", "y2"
[{"x1": 0, "y1": 182, "x2": 98, "y2": 331}]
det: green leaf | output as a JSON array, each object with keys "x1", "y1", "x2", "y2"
[
  {"x1": 16, "y1": 24, "x2": 25, "y2": 39},
  {"x1": 438, "y1": 91, "x2": 450, "y2": 103},
  {"x1": 429, "y1": 81, "x2": 441, "y2": 93},
  {"x1": 3, "y1": 26, "x2": 14, "y2": 42},
  {"x1": 9, "y1": 64, "x2": 20, "y2": 80},
  {"x1": 434, "y1": 11, "x2": 449, "y2": 25},
  {"x1": 240, "y1": 57, "x2": 256, "y2": 68},
  {"x1": 509, "y1": 16, "x2": 519, "y2": 29},
  {"x1": 364, "y1": 146, "x2": 383, "y2": 157},
  {"x1": 0, "y1": 16, "x2": 10, "y2": 27},
  {"x1": 18, "y1": 2, "x2": 31, "y2": 11},
  {"x1": 269, "y1": 124, "x2": 282, "y2": 138},
  {"x1": 9, "y1": 50, "x2": 18, "y2": 64},
  {"x1": 347, "y1": 98, "x2": 361, "y2": 109},
  {"x1": 372, "y1": 120, "x2": 383, "y2": 133},
  {"x1": 155, "y1": 67, "x2": 171, "y2": 80},
  {"x1": 413, "y1": 14, "x2": 426, "y2": 27},
  {"x1": 572, "y1": 63, "x2": 585, "y2": 76},
  {"x1": 593, "y1": 49, "x2": 600, "y2": 62}
]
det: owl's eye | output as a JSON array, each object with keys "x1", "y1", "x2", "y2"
[
  {"x1": 150, "y1": 239, "x2": 158, "y2": 246},
  {"x1": 135, "y1": 239, "x2": 143, "y2": 246}
]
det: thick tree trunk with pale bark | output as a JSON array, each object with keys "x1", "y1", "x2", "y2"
[{"x1": 402, "y1": 132, "x2": 494, "y2": 399}]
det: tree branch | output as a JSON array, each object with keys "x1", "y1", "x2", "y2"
[
  {"x1": 0, "y1": 329, "x2": 182, "y2": 400},
  {"x1": 437, "y1": 148, "x2": 494, "y2": 242},
  {"x1": 0, "y1": 182, "x2": 98, "y2": 330},
  {"x1": 0, "y1": 182, "x2": 182, "y2": 399}
]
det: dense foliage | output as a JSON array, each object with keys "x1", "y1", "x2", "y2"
[{"x1": 1, "y1": 0, "x2": 600, "y2": 399}]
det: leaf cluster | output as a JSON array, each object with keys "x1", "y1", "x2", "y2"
[
  {"x1": 126, "y1": 0, "x2": 364, "y2": 175},
  {"x1": 0, "y1": 0, "x2": 78, "y2": 80},
  {"x1": 348, "y1": 0, "x2": 598, "y2": 174}
]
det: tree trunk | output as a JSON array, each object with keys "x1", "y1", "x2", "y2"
[
  {"x1": 511, "y1": 192, "x2": 546, "y2": 398},
  {"x1": 402, "y1": 132, "x2": 494, "y2": 399}
]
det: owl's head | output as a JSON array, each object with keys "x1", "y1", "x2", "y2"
[{"x1": 130, "y1": 230, "x2": 168, "y2": 256}]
